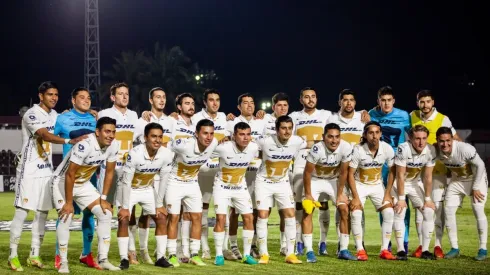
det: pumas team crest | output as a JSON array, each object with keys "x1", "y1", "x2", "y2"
[{"x1": 23, "y1": 198, "x2": 28, "y2": 204}]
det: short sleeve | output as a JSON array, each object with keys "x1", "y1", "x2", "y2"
[
  {"x1": 425, "y1": 146, "x2": 436, "y2": 167},
  {"x1": 122, "y1": 149, "x2": 137, "y2": 174},
  {"x1": 385, "y1": 145, "x2": 395, "y2": 167},
  {"x1": 341, "y1": 143, "x2": 353, "y2": 163},
  {"x1": 463, "y1": 143, "x2": 479, "y2": 164},
  {"x1": 349, "y1": 146, "x2": 361, "y2": 169},
  {"x1": 299, "y1": 137, "x2": 307, "y2": 150},
  {"x1": 442, "y1": 116, "x2": 457, "y2": 135},
  {"x1": 254, "y1": 136, "x2": 266, "y2": 151},
  {"x1": 226, "y1": 120, "x2": 236, "y2": 136},
  {"x1": 106, "y1": 142, "x2": 119, "y2": 163},
  {"x1": 394, "y1": 145, "x2": 407, "y2": 167},
  {"x1": 23, "y1": 110, "x2": 46, "y2": 135},
  {"x1": 306, "y1": 143, "x2": 321, "y2": 164},
  {"x1": 169, "y1": 138, "x2": 187, "y2": 154},
  {"x1": 69, "y1": 141, "x2": 91, "y2": 165}
]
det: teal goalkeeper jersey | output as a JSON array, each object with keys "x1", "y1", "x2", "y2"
[{"x1": 53, "y1": 109, "x2": 96, "y2": 157}]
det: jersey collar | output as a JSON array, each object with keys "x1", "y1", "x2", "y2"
[
  {"x1": 362, "y1": 142, "x2": 383, "y2": 157},
  {"x1": 232, "y1": 141, "x2": 250, "y2": 154},
  {"x1": 420, "y1": 108, "x2": 439, "y2": 122}
]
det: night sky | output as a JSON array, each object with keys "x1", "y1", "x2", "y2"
[{"x1": 2, "y1": 1, "x2": 488, "y2": 128}]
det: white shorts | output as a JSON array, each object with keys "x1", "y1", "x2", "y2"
[
  {"x1": 432, "y1": 174, "x2": 447, "y2": 202},
  {"x1": 307, "y1": 177, "x2": 339, "y2": 205},
  {"x1": 14, "y1": 176, "x2": 53, "y2": 211},
  {"x1": 354, "y1": 181, "x2": 387, "y2": 210},
  {"x1": 445, "y1": 177, "x2": 488, "y2": 207},
  {"x1": 293, "y1": 149, "x2": 309, "y2": 202},
  {"x1": 165, "y1": 181, "x2": 202, "y2": 214},
  {"x1": 255, "y1": 177, "x2": 295, "y2": 211},
  {"x1": 391, "y1": 180, "x2": 425, "y2": 208},
  {"x1": 125, "y1": 187, "x2": 156, "y2": 215},
  {"x1": 213, "y1": 181, "x2": 253, "y2": 215},
  {"x1": 53, "y1": 180, "x2": 100, "y2": 211},
  {"x1": 199, "y1": 158, "x2": 219, "y2": 204},
  {"x1": 98, "y1": 164, "x2": 122, "y2": 205}
]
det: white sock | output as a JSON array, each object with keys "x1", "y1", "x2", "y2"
[
  {"x1": 214, "y1": 231, "x2": 225, "y2": 256},
  {"x1": 138, "y1": 227, "x2": 149, "y2": 251},
  {"x1": 415, "y1": 209, "x2": 423, "y2": 246},
  {"x1": 201, "y1": 209, "x2": 210, "y2": 252},
  {"x1": 117, "y1": 237, "x2": 129, "y2": 260},
  {"x1": 256, "y1": 217, "x2": 268, "y2": 255},
  {"x1": 230, "y1": 235, "x2": 238, "y2": 248},
  {"x1": 9, "y1": 208, "x2": 28, "y2": 258},
  {"x1": 56, "y1": 214, "x2": 72, "y2": 262},
  {"x1": 434, "y1": 201, "x2": 445, "y2": 247},
  {"x1": 381, "y1": 207, "x2": 394, "y2": 251},
  {"x1": 182, "y1": 220, "x2": 191, "y2": 256},
  {"x1": 30, "y1": 211, "x2": 47, "y2": 257},
  {"x1": 339, "y1": 234, "x2": 349, "y2": 251},
  {"x1": 351, "y1": 210, "x2": 363, "y2": 251},
  {"x1": 319, "y1": 209, "x2": 330, "y2": 243},
  {"x1": 280, "y1": 231, "x2": 286, "y2": 249},
  {"x1": 190, "y1": 238, "x2": 200, "y2": 255},
  {"x1": 422, "y1": 208, "x2": 435, "y2": 252},
  {"x1": 394, "y1": 208, "x2": 406, "y2": 252},
  {"x1": 473, "y1": 204, "x2": 488, "y2": 250},
  {"x1": 92, "y1": 205, "x2": 112, "y2": 261},
  {"x1": 167, "y1": 239, "x2": 177, "y2": 256},
  {"x1": 128, "y1": 225, "x2": 137, "y2": 251},
  {"x1": 445, "y1": 205, "x2": 459, "y2": 249},
  {"x1": 284, "y1": 217, "x2": 296, "y2": 256},
  {"x1": 155, "y1": 235, "x2": 167, "y2": 259},
  {"x1": 295, "y1": 210, "x2": 303, "y2": 244},
  {"x1": 243, "y1": 230, "x2": 254, "y2": 256},
  {"x1": 302, "y1": 233, "x2": 313, "y2": 253},
  {"x1": 223, "y1": 212, "x2": 230, "y2": 250}
]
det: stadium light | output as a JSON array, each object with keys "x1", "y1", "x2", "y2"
[{"x1": 195, "y1": 75, "x2": 201, "y2": 81}]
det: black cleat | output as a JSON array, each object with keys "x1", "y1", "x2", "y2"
[
  {"x1": 421, "y1": 251, "x2": 436, "y2": 260},
  {"x1": 119, "y1": 259, "x2": 130, "y2": 270},
  {"x1": 155, "y1": 257, "x2": 174, "y2": 268},
  {"x1": 396, "y1": 251, "x2": 408, "y2": 261}
]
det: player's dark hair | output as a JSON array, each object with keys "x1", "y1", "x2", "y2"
[
  {"x1": 339, "y1": 89, "x2": 356, "y2": 101},
  {"x1": 234, "y1": 122, "x2": 251, "y2": 133},
  {"x1": 377, "y1": 86, "x2": 394, "y2": 98},
  {"x1": 149, "y1": 87, "x2": 165, "y2": 99},
  {"x1": 417, "y1": 89, "x2": 434, "y2": 101},
  {"x1": 144, "y1": 122, "x2": 164, "y2": 137},
  {"x1": 237, "y1": 93, "x2": 254, "y2": 105},
  {"x1": 360, "y1": 121, "x2": 382, "y2": 145},
  {"x1": 272, "y1": 93, "x2": 289, "y2": 104},
  {"x1": 300, "y1": 87, "x2": 315, "y2": 97},
  {"x1": 96, "y1": 116, "x2": 117, "y2": 130},
  {"x1": 196, "y1": 119, "x2": 214, "y2": 133},
  {"x1": 324, "y1": 123, "x2": 341, "y2": 135},
  {"x1": 203, "y1": 88, "x2": 220, "y2": 102},
  {"x1": 72, "y1": 87, "x2": 89, "y2": 98},
  {"x1": 175, "y1": 93, "x2": 195, "y2": 113},
  {"x1": 436, "y1": 126, "x2": 453, "y2": 138},
  {"x1": 408, "y1": 125, "x2": 430, "y2": 139},
  {"x1": 275, "y1": 115, "x2": 293, "y2": 131},
  {"x1": 110, "y1": 82, "x2": 129, "y2": 96},
  {"x1": 38, "y1": 81, "x2": 58, "y2": 94}
]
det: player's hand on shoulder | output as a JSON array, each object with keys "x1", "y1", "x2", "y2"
[
  {"x1": 69, "y1": 134, "x2": 89, "y2": 145},
  {"x1": 360, "y1": 110, "x2": 370, "y2": 123},
  {"x1": 169, "y1": 112, "x2": 179, "y2": 120},
  {"x1": 218, "y1": 136, "x2": 229, "y2": 144},
  {"x1": 141, "y1": 111, "x2": 152, "y2": 122},
  {"x1": 89, "y1": 109, "x2": 98, "y2": 118},
  {"x1": 226, "y1": 113, "x2": 236, "y2": 121},
  {"x1": 255, "y1": 110, "x2": 266, "y2": 119}
]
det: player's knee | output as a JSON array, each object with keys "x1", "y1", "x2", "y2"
[
  {"x1": 337, "y1": 205, "x2": 349, "y2": 219},
  {"x1": 216, "y1": 214, "x2": 227, "y2": 225},
  {"x1": 381, "y1": 207, "x2": 394, "y2": 222},
  {"x1": 119, "y1": 217, "x2": 130, "y2": 228},
  {"x1": 472, "y1": 204, "x2": 487, "y2": 219},
  {"x1": 242, "y1": 213, "x2": 253, "y2": 225},
  {"x1": 257, "y1": 211, "x2": 269, "y2": 219},
  {"x1": 190, "y1": 212, "x2": 202, "y2": 223},
  {"x1": 422, "y1": 207, "x2": 434, "y2": 222}
]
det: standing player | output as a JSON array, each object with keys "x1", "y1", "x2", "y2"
[
  {"x1": 410, "y1": 90, "x2": 461, "y2": 258},
  {"x1": 117, "y1": 123, "x2": 173, "y2": 269},
  {"x1": 369, "y1": 86, "x2": 411, "y2": 253},
  {"x1": 97, "y1": 82, "x2": 139, "y2": 263},
  {"x1": 165, "y1": 119, "x2": 218, "y2": 267},
  {"x1": 8, "y1": 81, "x2": 79, "y2": 271},
  {"x1": 392, "y1": 125, "x2": 437, "y2": 260},
  {"x1": 302, "y1": 123, "x2": 356, "y2": 262},
  {"x1": 53, "y1": 117, "x2": 121, "y2": 272},
  {"x1": 212, "y1": 122, "x2": 259, "y2": 266},
  {"x1": 53, "y1": 87, "x2": 99, "y2": 269},
  {"x1": 226, "y1": 93, "x2": 265, "y2": 259},
  {"x1": 435, "y1": 127, "x2": 488, "y2": 261},
  {"x1": 348, "y1": 121, "x2": 397, "y2": 261},
  {"x1": 254, "y1": 116, "x2": 305, "y2": 264}
]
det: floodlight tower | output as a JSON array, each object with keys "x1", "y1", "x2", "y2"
[{"x1": 84, "y1": 0, "x2": 101, "y2": 108}]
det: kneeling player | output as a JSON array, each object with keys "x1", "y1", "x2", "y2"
[
  {"x1": 117, "y1": 123, "x2": 173, "y2": 269},
  {"x1": 436, "y1": 127, "x2": 488, "y2": 261},
  {"x1": 302, "y1": 123, "x2": 356, "y2": 262},
  {"x1": 53, "y1": 117, "x2": 120, "y2": 273},
  {"x1": 213, "y1": 122, "x2": 259, "y2": 266},
  {"x1": 392, "y1": 125, "x2": 437, "y2": 260}
]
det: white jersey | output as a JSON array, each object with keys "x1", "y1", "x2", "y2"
[
  {"x1": 170, "y1": 115, "x2": 195, "y2": 140},
  {"x1": 263, "y1": 113, "x2": 278, "y2": 136},
  {"x1": 17, "y1": 104, "x2": 58, "y2": 179},
  {"x1": 133, "y1": 113, "x2": 173, "y2": 144},
  {"x1": 168, "y1": 137, "x2": 218, "y2": 182},
  {"x1": 227, "y1": 115, "x2": 265, "y2": 140},
  {"x1": 327, "y1": 111, "x2": 364, "y2": 146},
  {"x1": 98, "y1": 106, "x2": 138, "y2": 169},
  {"x1": 306, "y1": 140, "x2": 353, "y2": 179},
  {"x1": 193, "y1": 109, "x2": 229, "y2": 141},
  {"x1": 437, "y1": 140, "x2": 486, "y2": 184},
  {"x1": 395, "y1": 142, "x2": 436, "y2": 182},
  {"x1": 53, "y1": 134, "x2": 118, "y2": 184},
  {"x1": 350, "y1": 141, "x2": 395, "y2": 185},
  {"x1": 256, "y1": 135, "x2": 307, "y2": 181},
  {"x1": 289, "y1": 109, "x2": 332, "y2": 143},
  {"x1": 213, "y1": 141, "x2": 259, "y2": 185}
]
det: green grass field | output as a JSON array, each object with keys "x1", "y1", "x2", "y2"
[{"x1": 0, "y1": 192, "x2": 488, "y2": 274}]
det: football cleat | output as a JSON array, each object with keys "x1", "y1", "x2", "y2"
[
  {"x1": 242, "y1": 255, "x2": 258, "y2": 265},
  {"x1": 58, "y1": 261, "x2": 69, "y2": 274},
  {"x1": 295, "y1": 242, "x2": 305, "y2": 256},
  {"x1": 224, "y1": 249, "x2": 239, "y2": 260},
  {"x1": 8, "y1": 256, "x2": 24, "y2": 272},
  {"x1": 380, "y1": 249, "x2": 397, "y2": 260},
  {"x1": 214, "y1": 255, "x2": 225, "y2": 266},
  {"x1": 98, "y1": 259, "x2": 121, "y2": 271},
  {"x1": 338, "y1": 250, "x2": 357, "y2": 261},
  {"x1": 444, "y1": 248, "x2": 460, "y2": 259},
  {"x1": 318, "y1": 242, "x2": 328, "y2": 256},
  {"x1": 258, "y1": 254, "x2": 270, "y2": 264},
  {"x1": 421, "y1": 251, "x2": 435, "y2": 260},
  {"x1": 396, "y1": 250, "x2": 408, "y2": 261},
  {"x1": 356, "y1": 249, "x2": 368, "y2": 261},
  {"x1": 280, "y1": 247, "x2": 288, "y2": 256},
  {"x1": 434, "y1": 246, "x2": 445, "y2": 259},
  {"x1": 411, "y1": 245, "x2": 422, "y2": 258},
  {"x1": 119, "y1": 259, "x2": 129, "y2": 270},
  {"x1": 80, "y1": 253, "x2": 102, "y2": 269},
  {"x1": 251, "y1": 245, "x2": 260, "y2": 259},
  {"x1": 27, "y1": 256, "x2": 45, "y2": 268},
  {"x1": 202, "y1": 250, "x2": 211, "y2": 260},
  {"x1": 55, "y1": 254, "x2": 61, "y2": 270},
  {"x1": 140, "y1": 249, "x2": 154, "y2": 264},
  {"x1": 155, "y1": 256, "x2": 174, "y2": 268},
  {"x1": 190, "y1": 255, "x2": 206, "y2": 266},
  {"x1": 128, "y1": 250, "x2": 139, "y2": 265},
  {"x1": 306, "y1": 251, "x2": 317, "y2": 263},
  {"x1": 285, "y1": 254, "x2": 302, "y2": 264},
  {"x1": 475, "y1": 249, "x2": 487, "y2": 261},
  {"x1": 168, "y1": 255, "x2": 180, "y2": 267}
]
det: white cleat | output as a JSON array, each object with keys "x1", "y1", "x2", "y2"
[
  {"x1": 231, "y1": 246, "x2": 243, "y2": 260},
  {"x1": 99, "y1": 259, "x2": 121, "y2": 271},
  {"x1": 140, "y1": 250, "x2": 154, "y2": 264},
  {"x1": 202, "y1": 250, "x2": 211, "y2": 260},
  {"x1": 58, "y1": 261, "x2": 69, "y2": 273},
  {"x1": 223, "y1": 249, "x2": 238, "y2": 260}
]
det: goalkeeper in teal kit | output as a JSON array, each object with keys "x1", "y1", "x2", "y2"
[
  {"x1": 52, "y1": 88, "x2": 100, "y2": 270},
  {"x1": 369, "y1": 86, "x2": 411, "y2": 253}
]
